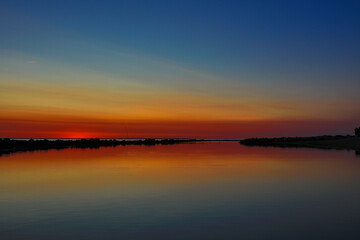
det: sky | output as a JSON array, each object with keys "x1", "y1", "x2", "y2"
[{"x1": 1, "y1": 0, "x2": 360, "y2": 138}]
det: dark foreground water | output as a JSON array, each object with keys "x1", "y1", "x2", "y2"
[{"x1": 1, "y1": 142, "x2": 360, "y2": 240}]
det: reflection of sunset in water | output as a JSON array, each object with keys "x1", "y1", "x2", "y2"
[
  {"x1": 0, "y1": 142, "x2": 358, "y2": 197},
  {"x1": 1, "y1": 142, "x2": 360, "y2": 240}
]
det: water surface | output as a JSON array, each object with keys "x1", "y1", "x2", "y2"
[{"x1": 1, "y1": 142, "x2": 360, "y2": 239}]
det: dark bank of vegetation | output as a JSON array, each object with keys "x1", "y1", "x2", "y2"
[
  {"x1": 0, "y1": 138, "x2": 201, "y2": 156},
  {"x1": 240, "y1": 134, "x2": 360, "y2": 151},
  {"x1": 355, "y1": 127, "x2": 360, "y2": 137}
]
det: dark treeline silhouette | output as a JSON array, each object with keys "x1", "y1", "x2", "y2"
[
  {"x1": 0, "y1": 138, "x2": 201, "y2": 156},
  {"x1": 355, "y1": 127, "x2": 360, "y2": 137},
  {"x1": 240, "y1": 135, "x2": 360, "y2": 151}
]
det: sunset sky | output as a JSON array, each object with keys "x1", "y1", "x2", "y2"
[{"x1": 1, "y1": 0, "x2": 360, "y2": 138}]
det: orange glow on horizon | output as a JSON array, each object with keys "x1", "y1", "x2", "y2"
[
  {"x1": 62, "y1": 132, "x2": 95, "y2": 139},
  {"x1": 1, "y1": 77, "x2": 358, "y2": 138},
  {"x1": 0, "y1": 115, "x2": 355, "y2": 139}
]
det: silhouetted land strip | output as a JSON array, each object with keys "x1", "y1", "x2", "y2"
[
  {"x1": 240, "y1": 135, "x2": 360, "y2": 151},
  {"x1": 0, "y1": 138, "x2": 203, "y2": 156}
]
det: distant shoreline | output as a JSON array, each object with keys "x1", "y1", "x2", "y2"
[
  {"x1": 2, "y1": 136, "x2": 359, "y2": 157},
  {"x1": 239, "y1": 135, "x2": 360, "y2": 151},
  {"x1": 0, "y1": 138, "x2": 207, "y2": 156}
]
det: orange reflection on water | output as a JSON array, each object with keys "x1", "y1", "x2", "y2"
[{"x1": 0, "y1": 142, "x2": 358, "y2": 199}]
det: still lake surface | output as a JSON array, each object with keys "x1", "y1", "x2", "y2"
[{"x1": 1, "y1": 142, "x2": 360, "y2": 240}]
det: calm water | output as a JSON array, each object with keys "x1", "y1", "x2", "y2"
[{"x1": 1, "y1": 142, "x2": 360, "y2": 240}]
